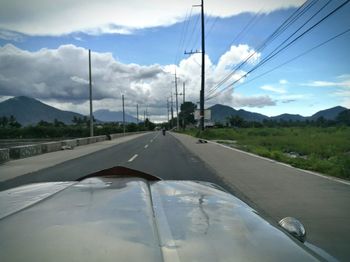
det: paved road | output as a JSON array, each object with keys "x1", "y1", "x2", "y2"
[
  {"x1": 0, "y1": 132, "x2": 226, "y2": 191},
  {"x1": 1, "y1": 131, "x2": 349, "y2": 261}
]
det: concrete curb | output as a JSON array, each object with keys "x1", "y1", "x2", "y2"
[
  {"x1": 0, "y1": 148, "x2": 10, "y2": 163},
  {"x1": 2, "y1": 131, "x2": 148, "y2": 163}
]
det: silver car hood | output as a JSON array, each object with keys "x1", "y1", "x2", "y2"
[{"x1": 0, "y1": 177, "x2": 321, "y2": 261}]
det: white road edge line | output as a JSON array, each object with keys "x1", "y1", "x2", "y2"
[
  {"x1": 144, "y1": 144, "x2": 149, "y2": 149},
  {"x1": 128, "y1": 154, "x2": 138, "y2": 162},
  {"x1": 207, "y1": 140, "x2": 350, "y2": 186}
]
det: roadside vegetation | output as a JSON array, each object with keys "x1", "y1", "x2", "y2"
[
  {"x1": 182, "y1": 126, "x2": 350, "y2": 179},
  {"x1": 0, "y1": 116, "x2": 156, "y2": 139}
]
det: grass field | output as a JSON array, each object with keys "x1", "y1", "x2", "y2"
[{"x1": 182, "y1": 127, "x2": 350, "y2": 179}]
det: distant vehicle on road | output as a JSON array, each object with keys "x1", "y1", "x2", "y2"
[{"x1": 0, "y1": 166, "x2": 334, "y2": 261}]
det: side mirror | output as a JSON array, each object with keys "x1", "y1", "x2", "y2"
[{"x1": 278, "y1": 217, "x2": 306, "y2": 243}]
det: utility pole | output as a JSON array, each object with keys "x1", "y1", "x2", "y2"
[
  {"x1": 88, "y1": 49, "x2": 94, "y2": 137},
  {"x1": 200, "y1": 0, "x2": 205, "y2": 131},
  {"x1": 183, "y1": 82, "x2": 186, "y2": 103},
  {"x1": 167, "y1": 98, "x2": 170, "y2": 125},
  {"x1": 184, "y1": 0, "x2": 205, "y2": 131},
  {"x1": 170, "y1": 91, "x2": 174, "y2": 128},
  {"x1": 182, "y1": 82, "x2": 185, "y2": 128},
  {"x1": 122, "y1": 94, "x2": 125, "y2": 135},
  {"x1": 174, "y1": 71, "x2": 180, "y2": 130},
  {"x1": 136, "y1": 104, "x2": 139, "y2": 124}
]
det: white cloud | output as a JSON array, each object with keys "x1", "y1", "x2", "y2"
[
  {"x1": 217, "y1": 44, "x2": 260, "y2": 72},
  {"x1": 0, "y1": 0, "x2": 305, "y2": 36},
  {"x1": 279, "y1": 79, "x2": 288, "y2": 84},
  {"x1": 232, "y1": 93, "x2": 276, "y2": 108},
  {"x1": 302, "y1": 80, "x2": 350, "y2": 87},
  {"x1": 302, "y1": 77, "x2": 350, "y2": 108},
  {"x1": 0, "y1": 43, "x2": 272, "y2": 120},
  {"x1": 278, "y1": 94, "x2": 310, "y2": 100},
  {"x1": 260, "y1": 84, "x2": 286, "y2": 94},
  {"x1": 70, "y1": 76, "x2": 89, "y2": 85},
  {"x1": 0, "y1": 30, "x2": 23, "y2": 41}
]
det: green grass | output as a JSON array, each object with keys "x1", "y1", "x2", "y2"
[{"x1": 181, "y1": 127, "x2": 350, "y2": 179}]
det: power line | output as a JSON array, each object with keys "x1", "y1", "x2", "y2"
[
  {"x1": 205, "y1": 15, "x2": 219, "y2": 40},
  {"x1": 205, "y1": 0, "x2": 313, "y2": 97},
  {"x1": 235, "y1": 27, "x2": 350, "y2": 89},
  {"x1": 174, "y1": 8, "x2": 193, "y2": 65},
  {"x1": 206, "y1": 0, "x2": 349, "y2": 101},
  {"x1": 206, "y1": 0, "x2": 350, "y2": 101},
  {"x1": 184, "y1": 13, "x2": 200, "y2": 53}
]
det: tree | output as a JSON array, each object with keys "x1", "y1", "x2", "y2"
[
  {"x1": 227, "y1": 115, "x2": 245, "y2": 127},
  {"x1": 336, "y1": 109, "x2": 350, "y2": 126},
  {"x1": 0, "y1": 115, "x2": 21, "y2": 128},
  {"x1": 54, "y1": 118, "x2": 66, "y2": 127},
  {"x1": 179, "y1": 102, "x2": 196, "y2": 127}
]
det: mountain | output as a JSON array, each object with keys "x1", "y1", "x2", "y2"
[
  {"x1": 271, "y1": 114, "x2": 306, "y2": 122},
  {"x1": 309, "y1": 106, "x2": 347, "y2": 120},
  {"x1": 208, "y1": 104, "x2": 348, "y2": 123},
  {"x1": 0, "y1": 96, "x2": 85, "y2": 125},
  {"x1": 209, "y1": 104, "x2": 268, "y2": 123},
  {"x1": 93, "y1": 109, "x2": 138, "y2": 123}
]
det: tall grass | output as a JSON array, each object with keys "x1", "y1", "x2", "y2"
[{"x1": 182, "y1": 127, "x2": 350, "y2": 179}]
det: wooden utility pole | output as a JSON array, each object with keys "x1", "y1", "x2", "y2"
[{"x1": 88, "y1": 49, "x2": 94, "y2": 136}]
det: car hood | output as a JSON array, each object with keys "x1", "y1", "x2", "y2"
[{"x1": 0, "y1": 177, "x2": 321, "y2": 261}]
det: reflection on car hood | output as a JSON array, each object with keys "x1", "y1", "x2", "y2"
[{"x1": 0, "y1": 177, "x2": 321, "y2": 262}]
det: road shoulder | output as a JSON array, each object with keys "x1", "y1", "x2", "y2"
[
  {"x1": 171, "y1": 132, "x2": 350, "y2": 261},
  {"x1": 0, "y1": 133, "x2": 150, "y2": 182}
]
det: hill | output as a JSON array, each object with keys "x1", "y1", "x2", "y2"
[
  {"x1": 0, "y1": 96, "x2": 85, "y2": 125},
  {"x1": 309, "y1": 106, "x2": 347, "y2": 120},
  {"x1": 208, "y1": 104, "x2": 348, "y2": 123},
  {"x1": 209, "y1": 104, "x2": 268, "y2": 123},
  {"x1": 94, "y1": 109, "x2": 138, "y2": 123}
]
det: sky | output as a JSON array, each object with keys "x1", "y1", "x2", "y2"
[{"x1": 0, "y1": 0, "x2": 349, "y2": 122}]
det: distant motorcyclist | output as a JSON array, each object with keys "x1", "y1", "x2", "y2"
[{"x1": 162, "y1": 128, "x2": 166, "y2": 136}]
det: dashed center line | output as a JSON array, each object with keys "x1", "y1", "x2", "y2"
[
  {"x1": 128, "y1": 154, "x2": 138, "y2": 162},
  {"x1": 144, "y1": 144, "x2": 149, "y2": 149},
  {"x1": 150, "y1": 139, "x2": 153, "y2": 143}
]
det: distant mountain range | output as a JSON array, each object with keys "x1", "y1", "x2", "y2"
[
  {"x1": 94, "y1": 109, "x2": 138, "y2": 123},
  {"x1": 0, "y1": 96, "x2": 138, "y2": 125},
  {"x1": 0, "y1": 96, "x2": 347, "y2": 125},
  {"x1": 0, "y1": 96, "x2": 84, "y2": 125},
  {"x1": 208, "y1": 104, "x2": 348, "y2": 123}
]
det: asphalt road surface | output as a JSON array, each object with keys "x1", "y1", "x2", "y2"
[{"x1": 1, "y1": 131, "x2": 349, "y2": 261}]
